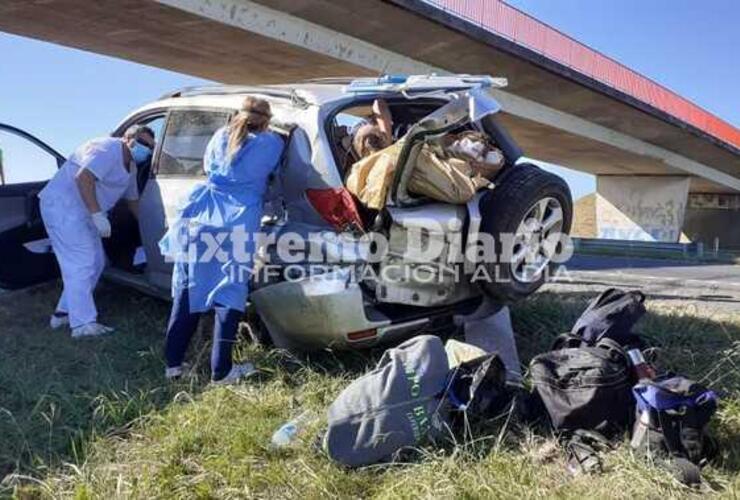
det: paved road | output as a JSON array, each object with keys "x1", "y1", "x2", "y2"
[
  {"x1": 544, "y1": 254, "x2": 740, "y2": 318},
  {"x1": 564, "y1": 254, "x2": 740, "y2": 288}
]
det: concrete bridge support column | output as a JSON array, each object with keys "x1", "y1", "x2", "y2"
[{"x1": 595, "y1": 176, "x2": 690, "y2": 242}]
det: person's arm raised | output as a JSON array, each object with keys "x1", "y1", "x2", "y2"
[{"x1": 372, "y1": 99, "x2": 394, "y2": 145}]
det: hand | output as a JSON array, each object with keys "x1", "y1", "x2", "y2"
[
  {"x1": 371, "y1": 99, "x2": 393, "y2": 145},
  {"x1": 91, "y1": 212, "x2": 111, "y2": 238},
  {"x1": 372, "y1": 98, "x2": 390, "y2": 117}
]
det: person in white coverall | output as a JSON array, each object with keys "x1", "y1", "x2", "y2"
[{"x1": 39, "y1": 125, "x2": 156, "y2": 338}]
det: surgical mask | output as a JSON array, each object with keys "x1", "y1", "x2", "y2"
[{"x1": 130, "y1": 141, "x2": 153, "y2": 165}]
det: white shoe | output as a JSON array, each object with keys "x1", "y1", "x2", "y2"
[
  {"x1": 165, "y1": 362, "x2": 191, "y2": 380},
  {"x1": 71, "y1": 322, "x2": 115, "y2": 338},
  {"x1": 49, "y1": 312, "x2": 69, "y2": 329},
  {"x1": 211, "y1": 362, "x2": 257, "y2": 386}
]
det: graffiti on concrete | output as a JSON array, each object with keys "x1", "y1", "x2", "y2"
[{"x1": 595, "y1": 176, "x2": 690, "y2": 243}]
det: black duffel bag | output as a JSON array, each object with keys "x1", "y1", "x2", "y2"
[{"x1": 530, "y1": 336, "x2": 634, "y2": 436}]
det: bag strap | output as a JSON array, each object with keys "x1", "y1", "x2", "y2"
[
  {"x1": 551, "y1": 333, "x2": 585, "y2": 350},
  {"x1": 593, "y1": 337, "x2": 629, "y2": 364}
]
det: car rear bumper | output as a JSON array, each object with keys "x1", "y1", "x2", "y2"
[{"x1": 250, "y1": 268, "x2": 481, "y2": 350}]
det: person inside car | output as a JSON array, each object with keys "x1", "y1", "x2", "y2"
[
  {"x1": 351, "y1": 98, "x2": 394, "y2": 159},
  {"x1": 39, "y1": 125, "x2": 155, "y2": 338},
  {"x1": 159, "y1": 97, "x2": 284, "y2": 385}
]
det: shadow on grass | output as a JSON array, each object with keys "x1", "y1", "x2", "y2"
[
  {"x1": 511, "y1": 290, "x2": 740, "y2": 475},
  {"x1": 1, "y1": 282, "x2": 738, "y2": 490},
  {"x1": 0, "y1": 282, "x2": 176, "y2": 479}
]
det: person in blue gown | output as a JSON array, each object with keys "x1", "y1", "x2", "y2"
[{"x1": 159, "y1": 97, "x2": 284, "y2": 384}]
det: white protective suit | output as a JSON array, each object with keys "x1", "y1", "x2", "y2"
[{"x1": 39, "y1": 138, "x2": 138, "y2": 328}]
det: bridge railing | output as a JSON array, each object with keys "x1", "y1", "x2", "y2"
[
  {"x1": 573, "y1": 237, "x2": 705, "y2": 259},
  {"x1": 421, "y1": 0, "x2": 740, "y2": 150}
]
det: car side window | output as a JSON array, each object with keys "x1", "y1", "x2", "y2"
[
  {"x1": 0, "y1": 129, "x2": 59, "y2": 185},
  {"x1": 157, "y1": 109, "x2": 230, "y2": 177},
  {"x1": 140, "y1": 115, "x2": 166, "y2": 143},
  {"x1": 121, "y1": 114, "x2": 166, "y2": 192}
]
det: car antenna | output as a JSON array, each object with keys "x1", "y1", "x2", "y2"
[{"x1": 378, "y1": 60, "x2": 390, "y2": 79}]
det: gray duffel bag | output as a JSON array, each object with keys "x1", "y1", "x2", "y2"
[{"x1": 323, "y1": 335, "x2": 451, "y2": 467}]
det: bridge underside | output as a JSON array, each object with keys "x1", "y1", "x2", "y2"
[
  {"x1": 2, "y1": 0, "x2": 739, "y2": 244},
  {"x1": 2, "y1": 0, "x2": 738, "y2": 195}
]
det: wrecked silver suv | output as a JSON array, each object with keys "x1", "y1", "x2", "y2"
[{"x1": 0, "y1": 75, "x2": 572, "y2": 350}]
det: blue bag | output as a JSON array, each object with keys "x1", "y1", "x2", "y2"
[{"x1": 631, "y1": 375, "x2": 718, "y2": 465}]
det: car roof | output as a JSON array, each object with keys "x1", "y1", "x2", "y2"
[
  {"x1": 155, "y1": 82, "x2": 351, "y2": 107},
  {"x1": 125, "y1": 75, "x2": 505, "y2": 126},
  {"x1": 149, "y1": 75, "x2": 505, "y2": 108}
]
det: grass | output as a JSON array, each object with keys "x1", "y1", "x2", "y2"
[{"x1": 0, "y1": 282, "x2": 738, "y2": 498}]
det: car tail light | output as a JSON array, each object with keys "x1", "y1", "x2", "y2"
[
  {"x1": 305, "y1": 188, "x2": 365, "y2": 232},
  {"x1": 346, "y1": 328, "x2": 378, "y2": 342}
]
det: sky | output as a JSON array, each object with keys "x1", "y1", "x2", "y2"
[
  {"x1": 506, "y1": 0, "x2": 740, "y2": 199},
  {"x1": 1, "y1": 0, "x2": 738, "y2": 196}
]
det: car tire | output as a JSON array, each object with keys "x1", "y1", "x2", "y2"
[{"x1": 476, "y1": 163, "x2": 573, "y2": 302}]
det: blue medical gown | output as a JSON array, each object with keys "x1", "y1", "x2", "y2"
[{"x1": 159, "y1": 127, "x2": 284, "y2": 312}]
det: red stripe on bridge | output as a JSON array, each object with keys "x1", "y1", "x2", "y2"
[{"x1": 427, "y1": 0, "x2": 740, "y2": 150}]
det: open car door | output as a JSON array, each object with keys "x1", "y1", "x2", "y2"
[{"x1": 0, "y1": 124, "x2": 65, "y2": 289}]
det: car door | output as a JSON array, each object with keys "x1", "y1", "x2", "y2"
[
  {"x1": 0, "y1": 124, "x2": 65, "y2": 289},
  {"x1": 103, "y1": 112, "x2": 167, "y2": 274},
  {"x1": 137, "y1": 108, "x2": 231, "y2": 290}
]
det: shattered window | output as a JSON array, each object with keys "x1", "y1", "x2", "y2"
[{"x1": 157, "y1": 109, "x2": 230, "y2": 177}]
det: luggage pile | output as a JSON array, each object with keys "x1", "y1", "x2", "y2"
[
  {"x1": 319, "y1": 288, "x2": 721, "y2": 487},
  {"x1": 346, "y1": 131, "x2": 504, "y2": 209}
]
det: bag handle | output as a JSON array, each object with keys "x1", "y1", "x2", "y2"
[
  {"x1": 551, "y1": 333, "x2": 584, "y2": 350},
  {"x1": 593, "y1": 337, "x2": 629, "y2": 364},
  {"x1": 633, "y1": 379, "x2": 718, "y2": 412}
]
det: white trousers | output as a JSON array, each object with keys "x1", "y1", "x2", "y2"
[{"x1": 40, "y1": 197, "x2": 106, "y2": 328}]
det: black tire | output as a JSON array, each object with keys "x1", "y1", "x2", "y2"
[{"x1": 477, "y1": 163, "x2": 573, "y2": 302}]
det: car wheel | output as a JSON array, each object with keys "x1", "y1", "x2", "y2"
[{"x1": 477, "y1": 163, "x2": 573, "y2": 302}]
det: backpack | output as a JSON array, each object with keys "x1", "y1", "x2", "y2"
[
  {"x1": 323, "y1": 335, "x2": 451, "y2": 467},
  {"x1": 323, "y1": 336, "x2": 512, "y2": 468},
  {"x1": 530, "y1": 336, "x2": 634, "y2": 436},
  {"x1": 631, "y1": 376, "x2": 718, "y2": 465},
  {"x1": 528, "y1": 288, "x2": 647, "y2": 436},
  {"x1": 570, "y1": 288, "x2": 646, "y2": 346}
]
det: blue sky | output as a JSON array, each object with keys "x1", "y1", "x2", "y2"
[
  {"x1": 506, "y1": 0, "x2": 740, "y2": 199},
  {"x1": 1, "y1": 0, "x2": 738, "y2": 196}
]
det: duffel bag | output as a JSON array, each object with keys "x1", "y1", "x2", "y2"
[
  {"x1": 530, "y1": 337, "x2": 633, "y2": 436},
  {"x1": 323, "y1": 335, "x2": 451, "y2": 467}
]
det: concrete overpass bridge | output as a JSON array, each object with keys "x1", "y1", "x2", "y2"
[{"x1": 2, "y1": 0, "x2": 739, "y2": 245}]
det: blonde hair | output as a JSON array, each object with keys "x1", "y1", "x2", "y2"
[{"x1": 227, "y1": 96, "x2": 272, "y2": 158}]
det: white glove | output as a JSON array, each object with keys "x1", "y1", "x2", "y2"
[{"x1": 91, "y1": 211, "x2": 111, "y2": 238}]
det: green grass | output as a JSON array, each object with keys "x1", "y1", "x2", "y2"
[{"x1": 0, "y1": 282, "x2": 738, "y2": 498}]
